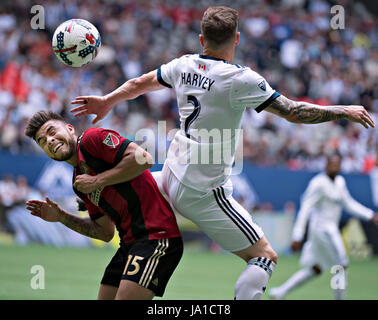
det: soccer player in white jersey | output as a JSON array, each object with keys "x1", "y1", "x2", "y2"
[
  {"x1": 269, "y1": 153, "x2": 378, "y2": 300},
  {"x1": 71, "y1": 6, "x2": 375, "y2": 299}
]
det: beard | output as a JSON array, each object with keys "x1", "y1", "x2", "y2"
[{"x1": 53, "y1": 137, "x2": 76, "y2": 162}]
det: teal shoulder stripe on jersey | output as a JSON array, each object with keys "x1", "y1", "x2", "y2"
[
  {"x1": 255, "y1": 91, "x2": 281, "y2": 113},
  {"x1": 157, "y1": 67, "x2": 172, "y2": 88}
]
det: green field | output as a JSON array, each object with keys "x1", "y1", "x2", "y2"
[{"x1": 0, "y1": 244, "x2": 377, "y2": 300}]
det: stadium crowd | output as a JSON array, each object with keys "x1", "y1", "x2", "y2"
[{"x1": 0, "y1": 0, "x2": 377, "y2": 174}]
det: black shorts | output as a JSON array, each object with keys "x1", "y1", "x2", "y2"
[{"x1": 100, "y1": 237, "x2": 183, "y2": 297}]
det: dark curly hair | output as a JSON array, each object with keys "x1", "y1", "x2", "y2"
[{"x1": 25, "y1": 111, "x2": 66, "y2": 140}]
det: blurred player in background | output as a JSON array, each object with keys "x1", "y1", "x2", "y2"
[
  {"x1": 24, "y1": 111, "x2": 183, "y2": 300},
  {"x1": 269, "y1": 153, "x2": 378, "y2": 300},
  {"x1": 70, "y1": 6, "x2": 375, "y2": 299}
]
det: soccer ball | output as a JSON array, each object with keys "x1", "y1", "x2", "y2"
[{"x1": 52, "y1": 19, "x2": 101, "y2": 67}]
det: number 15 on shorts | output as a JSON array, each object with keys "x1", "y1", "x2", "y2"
[{"x1": 123, "y1": 255, "x2": 144, "y2": 276}]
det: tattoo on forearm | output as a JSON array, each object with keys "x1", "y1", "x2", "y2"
[
  {"x1": 267, "y1": 95, "x2": 346, "y2": 124},
  {"x1": 60, "y1": 212, "x2": 103, "y2": 240}
]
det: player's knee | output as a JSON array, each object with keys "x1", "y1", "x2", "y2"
[
  {"x1": 260, "y1": 247, "x2": 278, "y2": 265},
  {"x1": 269, "y1": 250, "x2": 278, "y2": 265},
  {"x1": 259, "y1": 238, "x2": 278, "y2": 264},
  {"x1": 115, "y1": 280, "x2": 155, "y2": 300},
  {"x1": 235, "y1": 237, "x2": 278, "y2": 264},
  {"x1": 312, "y1": 265, "x2": 322, "y2": 275}
]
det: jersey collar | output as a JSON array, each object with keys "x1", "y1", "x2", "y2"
[{"x1": 199, "y1": 54, "x2": 227, "y2": 63}]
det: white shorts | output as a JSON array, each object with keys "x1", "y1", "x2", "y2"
[
  {"x1": 300, "y1": 227, "x2": 348, "y2": 271},
  {"x1": 153, "y1": 166, "x2": 264, "y2": 252}
]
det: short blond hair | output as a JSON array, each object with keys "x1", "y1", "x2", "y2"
[{"x1": 200, "y1": 6, "x2": 238, "y2": 49}]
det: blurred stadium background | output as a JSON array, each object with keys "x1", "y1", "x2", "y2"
[{"x1": 0, "y1": 0, "x2": 377, "y2": 300}]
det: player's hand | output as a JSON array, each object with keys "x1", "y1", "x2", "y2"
[
  {"x1": 290, "y1": 241, "x2": 302, "y2": 252},
  {"x1": 70, "y1": 95, "x2": 113, "y2": 124},
  {"x1": 343, "y1": 105, "x2": 375, "y2": 129},
  {"x1": 73, "y1": 174, "x2": 101, "y2": 194},
  {"x1": 25, "y1": 197, "x2": 62, "y2": 222},
  {"x1": 371, "y1": 213, "x2": 378, "y2": 226}
]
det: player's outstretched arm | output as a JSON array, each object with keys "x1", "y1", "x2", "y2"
[
  {"x1": 26, "y1": 197, "x2": 114, "y2": 242},
  {"x1": 70, "y1": 70, "x2": 164, "y2": 124},
  {"x1": 265, "y1": 95, "x2": 375, "y2": 129},
  {"x1": 340, "y1": 183, "x2": 378, "y2": 224},
  {"x1": 291, "y1": 178, "x2": 322, "y2": 250}
]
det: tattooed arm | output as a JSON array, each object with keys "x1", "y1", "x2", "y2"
[
  {"x1": 26, "y1": 197, "x2": 115, "y2": 242},
  {"x1": 59, "y1": 210, "x2": 114, "y2": 242},
  {"x1": 265, "y1": 95, "x2": 375, "y2": 128}
]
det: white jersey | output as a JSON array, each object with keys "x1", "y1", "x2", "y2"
[
  {"x1": 292, "y1": 173, "x2": 374, "y2": 242},
  {"x1": 158, "y1": 54, "x2": 280, "y2": 191}
]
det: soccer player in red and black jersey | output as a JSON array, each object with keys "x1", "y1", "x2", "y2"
[{"x1": 24, "y1": 110, "x2": 183, "y2": 300}]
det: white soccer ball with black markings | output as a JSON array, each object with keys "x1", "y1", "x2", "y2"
[{"x1": 52, "y1": 19, "x2": 101, "y2": 67}]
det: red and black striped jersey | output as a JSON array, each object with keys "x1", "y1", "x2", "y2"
[{"x1": 73, "y1": 128, "x2": 181, "y2": 243}]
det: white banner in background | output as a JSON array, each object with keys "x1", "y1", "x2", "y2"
[
  {"x1": 35, "y1": 160, "x2": 75, "y2": 200},
  {"x1": 370, "y1": 168, "x2": 378, "y2": 208}
]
